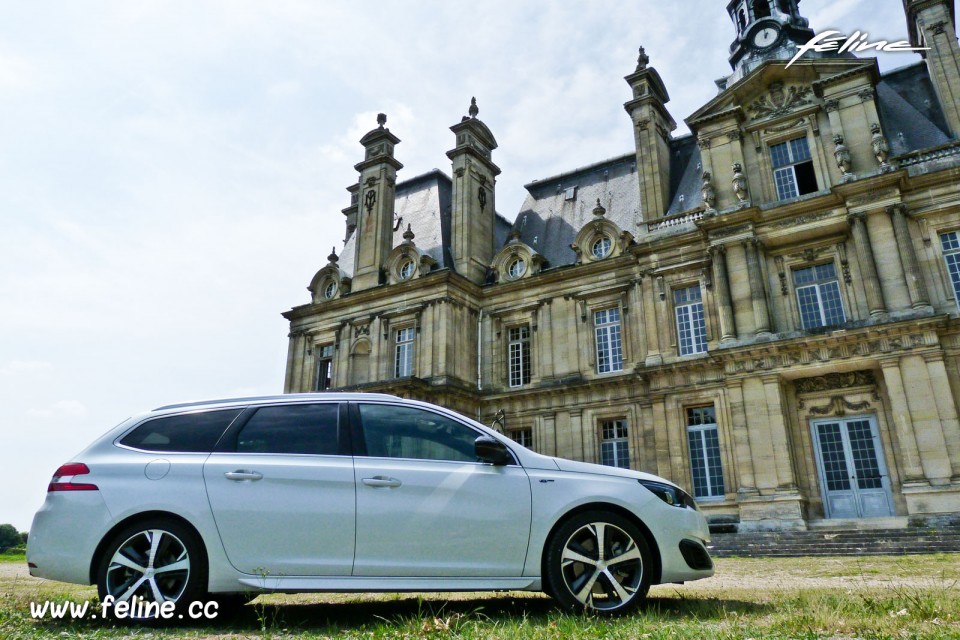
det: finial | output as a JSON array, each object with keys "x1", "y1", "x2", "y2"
[
  {"x1": 636, "y1": 46, "x2": 649, "y2": 71},
  {"x1": 468, "y1": 97, "x2": 479, "y2": 119},
  {"x1": 509, "y1": 228, "x2": 521, "y2": 243},
  {"x1": 377, "y1": 113, "x2": 387, "y2": 129},
  {"x1": 328, "y1": 246, "x2": 339, "y2": 264},
  {"x1": 593, "y1": 199, "x2": 606, "y2": 217},
  {"x1": 403, "y1": 223, "x2": 415, "y2": 243}
]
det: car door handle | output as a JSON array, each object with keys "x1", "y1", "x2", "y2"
[
  {"x1": 224, "y1": 470, "x2": 263, "y2": 482},
  {"x1": 362, "y1": 476, "x2": 402, "y2": 488}
]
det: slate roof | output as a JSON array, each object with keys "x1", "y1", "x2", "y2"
[{"x1": 876, "y1": 62, "x2": 952, "y2": 155}]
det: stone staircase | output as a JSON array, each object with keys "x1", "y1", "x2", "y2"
[{"x1": 708, "y1": 521, "x2": 960, "y2": 557}]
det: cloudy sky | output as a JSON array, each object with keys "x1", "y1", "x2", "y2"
[{"x1": 1, "y1": 0, "x2": 917, "y2": 529}]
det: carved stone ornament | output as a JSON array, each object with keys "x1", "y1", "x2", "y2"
[
  {"x1": 871, "y1": 123, "x2": 897, "y2": 173},
  {"x1": 807, "y1": 395, "x2": 873, "y2": 417},
  {"x1": 794, "y1": 370, "x2": 877, "y2": 394},
  {"x1": 364, "y1": 188, "x2": 376, "y2": 213},
  {"x1": 748, "y1": 82, "x2": 813, "y2": 121},
  {"x1": 731, "y1": 162, "x2": 749, "y2": 205},
  {"x1": 478, "y1": 185, "x2": 487, "y2": 211},
  {"x1": 701, "y1": 172, "x2": 717, "y2": 211},
  {"x1": 593, "y1": 198, "x2": 606, "y2": 217},
  {"x1": 833, "y1": 134, "x2": 856, "y2": 183}
]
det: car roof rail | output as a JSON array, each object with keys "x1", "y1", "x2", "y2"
[{"x1": 153, "y1": 392, "x2": 401, "y2": 411}]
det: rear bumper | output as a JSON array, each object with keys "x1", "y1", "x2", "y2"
[{"x1": 27, "y1": 492, "x2": 113, "y2": 585}]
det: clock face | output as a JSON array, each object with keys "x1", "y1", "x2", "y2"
[{"x1": 753, "y1": 26, "x2": 780, "y2": 49}]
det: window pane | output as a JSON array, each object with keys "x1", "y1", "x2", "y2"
[
  {"x1": 774, "y1": 167, "x2": 798, "y2": 200},
  {"x1": 508, "y1": 325, "x2": 531, "y2": 387},
  {"x1": 820, "y1": 281, "x2": 846, "y2": 326},
  {"x1": 595, "y1": 310, "x2": 623, "y2": 373},
  {"x1": 600, "y1": 419, "x2": 629, "y2": 469},
  {"x1": 358, "y1": 404, "x2": 481, "y2": 463},
  {"x1": 940, "y1": 231, "x2": 960, "y2": 252},
  {"x1": 770, "y1": 141, "x2": 791, "y2": 168},
  {"x1": 687, "y1": 407, "x2": 724, "y2": 499},
  {"x1": 675, "y1": 286, "x2": 707, "y2": 356},
  {"x1": 395, "y1": 328, "x2": 415, "y2": 377},
  {"x1": 789, "y1": 137, "x2": 812, "y2": 162},
  {"x1": 796, "y1": 285, "x2": 824, "y2": 329},
  {"x1": 236, "y1": 404, "x2": 339, "y2": 455},
  {"x1": 121, "y1": 409, "x2": 242, "y2": 453}
]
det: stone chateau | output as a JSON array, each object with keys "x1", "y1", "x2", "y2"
[{"x1": 283, "y1": 0, "x2": 960, "y2": 530}]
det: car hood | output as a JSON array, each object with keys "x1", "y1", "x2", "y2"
[{"x1": 551, "y1": 457, "x2": 683, "y2": 489}]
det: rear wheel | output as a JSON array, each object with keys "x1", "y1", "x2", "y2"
[
  {"x1": 96, "y1": 518, "x2": 206, "y2": 621},
  {"x1": 544, "y1": 511, "x2": 651, "y2": 615}
]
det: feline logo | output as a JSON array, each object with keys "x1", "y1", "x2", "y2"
[{"x1": 787, "y1": 30, "x2": 929, "y2": 68}]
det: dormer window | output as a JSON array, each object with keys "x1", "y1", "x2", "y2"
[
  {"x1": 771, "y1": 137, "x2": 818, "y2": 200},
  {"x1": 564, "y1": 186, "x2": 578, "y2": 201}
]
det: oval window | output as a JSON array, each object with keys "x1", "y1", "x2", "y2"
[
  {"x1": 323, "y1": 280, "x2": 338, "y2": 300},
  {"x1": 399, "y1": 260, "x2": 415, "y2": 280},
  {"x1": 507, "y1": 257, "x2": 526, "y2": 279},
  {"x1": 592, "y1": 236, "x2": 612, "y2": 259}
]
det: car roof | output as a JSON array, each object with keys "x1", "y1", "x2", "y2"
[{"x1": 152, "y1": 392, "x2": 401, "y2": 412}]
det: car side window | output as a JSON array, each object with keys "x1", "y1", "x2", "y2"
[
  {"x1": 120, "y1": 409, "x2": 243, "y2": 453},
  {"x1": 236, "y1": 404, "x2": 339, "y2": 455},
  {"x1": 358, "y1": 404, "x2": 481, "y2": 463}
]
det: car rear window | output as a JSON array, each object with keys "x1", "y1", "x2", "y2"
[
  {"x1": 235, "y1": 403, "x2": 339, "y2": 455},
  {"x1": 119, "y1": 409, "x2": 243, "y2": 453}
]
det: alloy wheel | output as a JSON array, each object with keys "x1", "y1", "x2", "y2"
[
  {"x1": 560, "y1": 521, "x2": 644, "y2": 611},
  {"x1": 104, "y1": 528, "x2": 191, "y2": 604}
]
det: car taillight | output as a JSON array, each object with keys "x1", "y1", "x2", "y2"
[{"x1": 48, "y1": 463, "x2": 98, "y2": 492}]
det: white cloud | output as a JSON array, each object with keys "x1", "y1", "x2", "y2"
[
  {"x1": 27, "y1": 400, "x2": 88, "y2": 420},
  {"x1": 0, "y1": 360, "x2": 52, "y2": 376}
]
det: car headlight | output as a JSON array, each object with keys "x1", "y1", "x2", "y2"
[{"x1": 638, "y1": 479, "x2": 699, "y2": 510}]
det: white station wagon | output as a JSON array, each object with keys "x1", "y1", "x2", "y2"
[{"x1": 28, "y1": 393, "x2": 713, "y2": 616}]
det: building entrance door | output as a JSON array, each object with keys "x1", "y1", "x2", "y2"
[{"x1": 811, "y1": 416, "x2": 893, "y2": 519}]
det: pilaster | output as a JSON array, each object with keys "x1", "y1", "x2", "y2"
[
  {"x1": 847, "y1": 211, "x2": 887, "y2": 318},
  {"x1": 710, "y1": 245, "x2": 737, "y2": 343}
]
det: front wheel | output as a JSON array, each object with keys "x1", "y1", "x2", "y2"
[
  {"x1": 96, "y1": 518, "x2": 207, "y2": 621},
  {"x1": 544, "y1": 511, "x2": 652, "y2": 615}
]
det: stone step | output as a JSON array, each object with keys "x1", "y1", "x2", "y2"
[{"x1": 707, "y1": 525, "x2": 960, "y2": 557}]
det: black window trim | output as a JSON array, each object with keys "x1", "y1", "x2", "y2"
[
  {"x1": 115, "y1": 407, "x2": 247, "y2": 454},
  {"x1": 212, "y1": 402, "x2": 350, "y2": 457},
  {"x1": 349, "y1": 401, "x2": 520, "y2": 466}
]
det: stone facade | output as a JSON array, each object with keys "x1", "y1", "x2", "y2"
[{"x1": 283, "y1": 0, "x2": 960, "y2": 530}]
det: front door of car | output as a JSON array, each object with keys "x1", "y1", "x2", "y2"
[
  {"x1": 203, "y1": 402, "x2": 355, "y2": 576},
  {"x1": 351, "y1": 403, "x2": 532, "y2": 577}
]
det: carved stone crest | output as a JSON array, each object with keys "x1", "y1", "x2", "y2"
[{"x1": 748, "y1": 82, "x2": 813, "y2": 121}]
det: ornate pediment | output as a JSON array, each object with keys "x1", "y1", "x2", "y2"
[
  {"x1": 491, "y1": 232, "x2": 544, "y2": 283},
  {"x1": 570, "y1": 200, "x2": 635, "y2": 265},
  {"x1": 308, "y1": 247, "x2": 352, "y2": 304},
  {"x1": 385, "y1": 224, "x2": 437, "y2": 285}
]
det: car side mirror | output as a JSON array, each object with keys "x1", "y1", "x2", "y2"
[{"x1": 475, "y1": 435, "x2": 513, "y2": 466}]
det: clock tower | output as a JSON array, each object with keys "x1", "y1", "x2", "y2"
[{"x1": 726, "y1": 0, "x2": 823, "y2": 83}]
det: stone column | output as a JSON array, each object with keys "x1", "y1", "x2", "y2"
[
  {"x1": 847, "y1": 212, "x2": 886, "y2": 317},
  {"x1": 710, "y1": 245, "x2": 737, "y2": 343},
  {"x1": 743, "y1": 238, "x2": 772, "y2": 335},
  {"x1": 879, "y1": 357, "x2": 927, "y2": 484},
  {"x1": 900, "y1": 354, "x2": 954, "y2": 483},
  {"x1": 925, "y1": 353, "x2": 960, "y2": 480},
  {"x1": 761, "y1": 374, "x2": 798, "y2": 491},
  {"x1": 727, "y1": 380, "x2": 759, "y2": 496},
  {"x1": 887, "y1": 204, "x2": 932, "y2": 310}
]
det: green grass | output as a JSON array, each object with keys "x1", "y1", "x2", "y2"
[
  {"x1": 0, "y1": 550, "x2": 25, "y2": 564},
  {"x1": 1, "y1": 555, "x2": 958, "y2": 639}
]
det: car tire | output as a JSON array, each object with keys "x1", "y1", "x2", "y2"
[
  {"x1": 544, "y1": 510, "x2": 651, "y2": 615},
  {"x1": 96, "y1": 518, "x2": 207, "y2": 621}
]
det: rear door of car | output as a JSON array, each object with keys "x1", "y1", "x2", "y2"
[
  {"x1": 351, "y1": 402, "x2": 532, "y2": 577},
  {"x1": 203, "y1": 402, "x2": 355, "y2": 576}
]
